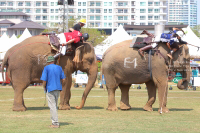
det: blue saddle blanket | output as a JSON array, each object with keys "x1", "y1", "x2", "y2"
[{"x1": 160, "y1": 33, "x2": 173, "y2": 39}]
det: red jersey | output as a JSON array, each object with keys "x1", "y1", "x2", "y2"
[{"x1": 64, "y1": 30, "x2": 82, "y2": 43}]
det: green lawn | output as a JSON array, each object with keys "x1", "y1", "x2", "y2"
[{"x1": 0, "y1": 85, "x2": 200, "y2": 133}]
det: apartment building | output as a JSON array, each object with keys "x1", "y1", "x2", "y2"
[
  {"x1": 168, "y1": 0, "x2": 197, "y2": 27},
  {"x1": 0, "y1": 0, "x2": 167, "y2": 34}
]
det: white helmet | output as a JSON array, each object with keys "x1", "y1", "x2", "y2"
[{"x1": 176, "y1": 31, "x2": 184, "y2": 38}]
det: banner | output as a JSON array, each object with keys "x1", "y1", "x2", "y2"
[
  {"x1": 173, "y1": 76, "x2": 182, "y2": 84},
  {"x1": 76, "y1": 74, "x2": 88, "y2": 84},
  {"x1": 194, "y1": 77, "x2": 200, "y2": 86}
]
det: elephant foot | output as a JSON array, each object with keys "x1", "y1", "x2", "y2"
[
  {"x1": 12, "y1": 105, "x2": 26, "y2": 111},
  {"x1": 120, "y1": 101, "x2": 131, "y2": 110},
  {"x1": 143, "y1": 105, "x2": 153, "y2": 112},
  {"x1": 158, "y1": 107, "x2": 169, "y2": 113},
  {"x1": 59, "y1": 104, "x2": 71, "y2": 110},
  {"x1": 75, "y1": 106, "x2": 83, "y2": 110},
  {"x1": 107, "y1": 105, "x2": 118, "y2": 111}
]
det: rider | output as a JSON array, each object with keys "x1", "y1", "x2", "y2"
[
  {"x1": 69, "y1": 18, "x2": 86, "y2": 32},
  {"x1": 138, "y1": 28, "x2": 184, "y2": 57},
  {"x1": 166, "y1": 30, "x2": 188, "y2": 58},
  {"x1": 54, "y1": 30, "x2": 89, "y2": 59}
]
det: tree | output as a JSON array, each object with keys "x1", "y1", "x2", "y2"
[
  {"x1": 81, "y1": 28, "x2": 107, "y2": 47},
  {"x1": 191, "y1": 25, "x2": 200, "y2": 37},
  {"x1": 17, "y1": 35, "x2": 21, "y2": 38}
]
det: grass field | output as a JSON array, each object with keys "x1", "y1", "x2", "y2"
[{"x1": 0, "y1": 84, "x2": 200, "y2": 133}]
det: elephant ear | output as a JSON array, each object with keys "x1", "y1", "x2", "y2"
[
  {"x1": 183, "y1": 45, "x2": 190, "y2": 60},
  {"x1": 73, "y1": 45, "x2": 85, "y2": 66}
]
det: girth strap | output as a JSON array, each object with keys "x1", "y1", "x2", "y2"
[{"x1": 148, "y1": 50, "x2": 152, "y2": 79}]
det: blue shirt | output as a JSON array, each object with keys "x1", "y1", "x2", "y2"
[
  {"x1": 40, "y1": 64, "x2": 66, "y2": 93},
  {"x1": 160, "y1": 30, "x2": 177, "y2": 40},
  {"x1": 192, "y1": 69, "x2": 199, "y2": 77}
]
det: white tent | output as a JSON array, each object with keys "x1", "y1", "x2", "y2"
[
  {"x1": 9, "y1": 34, "x2": 18, "y2": 48},
  {"x1": 182, "y1": 26, "x2": 200, "y2": 57},
  {"x1": 0, "y1": 28, "x2": 32, "y2": 60},
  {"x1": 0, "y1": 32, "x2": 10, "y2": 53},
  {"x1": 17, "y1": 28, "x2": 32, "y2": 43},
  {"x1": 95, "y1": 25, "x2": 132, "y2": 58},
  {"x1": 102, "y1": 25, "x2": 133, "y2": 47}
]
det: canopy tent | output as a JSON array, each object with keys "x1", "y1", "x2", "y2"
[
  {"x1": 0, "y1": 28, "x2": 32, "y2": 60},
  {"x1": 182, "y1": 26, "x2": 200, "y2": 58},
  {"x1": 102, "y1": 25, "x2": 133, "y2": 47},
  {"x1": 190, "y1": 60, "x2": 199, "y2": 67},
  {"x1": 94, "y1": 25, "x2": 132, "y2": 59},
  {"x1": 9, "y1": 34, "x2": 18, "y2": 48},
  {"x1": 17, "y1": 28, "x2": 32, "y2": 43},
  {"x1": 0, "y1": 32, "x2": 10, "y2": 53}
]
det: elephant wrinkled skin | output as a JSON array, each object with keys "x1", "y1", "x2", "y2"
[
  {"x1": 2, "y1": 35, "x2": 98, "y2": 111},
  {"x1": 102, "y1": 40, "x2": 190, "y2": 113}
]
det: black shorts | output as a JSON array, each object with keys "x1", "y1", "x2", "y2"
[{"x1": 170, "y1": 42, "x2": 179, "y2": 49}]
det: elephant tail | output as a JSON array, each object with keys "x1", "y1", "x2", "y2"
[{"x1": 1, "y1": 54, "x2": 8, "y2": 82}]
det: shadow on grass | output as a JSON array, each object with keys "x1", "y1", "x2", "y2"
[
  {"x1": 71, "y1": 106, "x2": 104, "y2": 110},
  {"x1": 121, "y1": 107, "x2": 193, "y2": 112},
  {"x1": 169, "y1": 108, "x2": 193, "y2": 112},
  {"x1": 27, "y1": 106, "x2": 49, "y2": 110},
  {"x1": 60, "y1": 122, "x2": 73, "y2": 126}
]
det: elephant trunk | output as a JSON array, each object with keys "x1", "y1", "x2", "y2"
[
  {"x1": 75, "y1": 62, "x2": 98, "y2": 109},
  {"x1": 177, "y1": 67, "x2": 190, "y2": 90}
]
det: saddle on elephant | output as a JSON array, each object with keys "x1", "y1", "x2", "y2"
[
  {"x1": 131, "y1": 29, "x2": 186, "y2": 59},
  {"x1": 41, "y1": 32, "x2": 87, "y2": 64}
]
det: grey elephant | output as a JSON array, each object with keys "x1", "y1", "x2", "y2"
[
  {"x1": 2, "y1": 35, "x2": 97, "y2": 111},
  {"x1": 102, "y1": 40, "x2": 190, "y2": 113}
]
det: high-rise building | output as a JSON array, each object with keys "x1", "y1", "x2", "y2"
[
  {"x1": 168, "y1": 0, "x2": 197, "y2": 27},
  {"x1": 0, "y1": 0, "x2": 168, "y2": 34},
  {"x1": 197, "y1": 0, "x2": 200, "y2": 25}
]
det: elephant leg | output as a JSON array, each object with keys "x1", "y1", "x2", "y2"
[
  {"x1": 143, "y1": 80, "x2": 156, "y2": 111},
  {"x1": 11, "y1": 75, "x2": 29, "y2": 111},
  {"x1": 59, "y1": 74, "x2": 72, "y2": 110},
  {"x1": 107, "y1": 85, "x2": 118, "y2": 111},
  {"x1": 119, "y1": 84, "x2": 131, "y2": 110},
  {"x1": 155, "y1": 80, "x2": 169, "y2": 113}
]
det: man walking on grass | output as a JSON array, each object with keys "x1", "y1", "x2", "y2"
[{"x1": 40, "y1": 56, "x2": 66, "y2": 128}]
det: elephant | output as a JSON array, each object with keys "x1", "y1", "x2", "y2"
[
  {"x1": 1, "y1": 35, "x2": 98, "y2": 111},
  {"x1": 102, "y1": 40, "x2": 190, "y2": 113}
]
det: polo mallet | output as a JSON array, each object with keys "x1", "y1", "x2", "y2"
[{"x1": 187, "y1": 44, "x2": 200, "y2": 51}]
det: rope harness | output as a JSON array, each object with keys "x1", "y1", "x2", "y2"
[{"x1": 7, "y1": 42, "x2": 49, "y2": 60}]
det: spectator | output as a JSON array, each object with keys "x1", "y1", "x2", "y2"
[
  {"x1": 192, "y1": 67, "x2": 199, "y2": 77},
  {"x1": 40, "y1": 56, "x2": 66, "y2": 128}
]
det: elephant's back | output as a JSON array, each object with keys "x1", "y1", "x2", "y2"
[
  {"x1": 8, "y1": 35, "x2": 49, "y2": 51},
  {"x1": 103, "y1": 39, "x2": 139, "y2": 62},
  {"x1": 6, "y1": 35, "x2": 50, "y2": 57}
]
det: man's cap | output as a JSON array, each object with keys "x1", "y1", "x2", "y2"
[{"x1": 47, "y1": 56, "x2": 55, "y2": 63}]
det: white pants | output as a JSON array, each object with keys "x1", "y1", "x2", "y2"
[
  {"x1": 57, "y1": 33, "x2": 67, "y2": 55},
  {"x1": 151, "y1": 33, "x2": 162, "y2": 48},
  {"x1": 47, "y1": 90, "x2": 60, "y2": 126}
]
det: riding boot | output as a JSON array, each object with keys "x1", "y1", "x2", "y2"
[
  {"x1": 167, "y1": 51, "x2": 173, "y2": 59},
  {"x1": 138, "y1": 45, "x2": 153, "y2": 56},
  {"x1": 54, "y1": 53, "x2": 61, "y2": 59}
]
